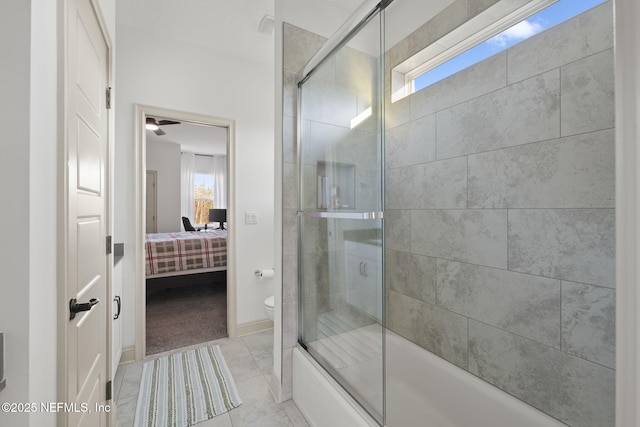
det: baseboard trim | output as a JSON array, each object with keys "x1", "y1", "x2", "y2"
[
  {"x1": 236, "y1": 319, "x2": 273, "y2": 337},
  {"x1": 119, "y1": 346, "x2": 136, "y2": 365},
  {"x1": 268, "y1": 371, "x2": 283, "y2": 403}
]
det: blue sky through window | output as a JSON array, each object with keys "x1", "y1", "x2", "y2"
[{"x1": 413, "y1": 0, "x2": 606, "y2": 91}]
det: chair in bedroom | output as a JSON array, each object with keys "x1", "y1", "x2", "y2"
[{"x1": 182, "y1": 217, "x2": 201, "y2": 232}]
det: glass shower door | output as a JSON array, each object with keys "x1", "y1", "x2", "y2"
[{"x1": 297, "y1": 8, "x2": 385, "y2": 424}]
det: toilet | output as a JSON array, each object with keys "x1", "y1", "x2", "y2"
[{"x1": 264, "y1": 296, "x2": 274, "y2": 320}]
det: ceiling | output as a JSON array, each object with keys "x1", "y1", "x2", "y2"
[
  {"x1": 117, "y1": 0, "x2": 276, "y2": 66},
  {"x1": 124, "y1": 0, "x2": 454, "y2": 154},
  {"x1": 146, "y1": 118, "x2": 228, "y2": 156}
]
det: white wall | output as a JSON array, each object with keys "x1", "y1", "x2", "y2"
[
  {"x1": 146, "y1": 141, "x2": 181, "y2": 232},
  {"x1": 115, "y1": 24, "x2": 275, "y2": 347},
  {"x1": 0, "y1": 0, "x2": 114, "y2": 425}
]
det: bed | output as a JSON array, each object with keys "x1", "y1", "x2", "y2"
[{"x1": 145, "y1": 230, "x2": 227, "y2": 279}]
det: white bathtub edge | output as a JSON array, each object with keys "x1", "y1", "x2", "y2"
[{"x1": 292, "y1": 346, "x2": 379, "y2": 427}]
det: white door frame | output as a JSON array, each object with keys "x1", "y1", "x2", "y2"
[
  {"x1": 57, "y1": 0, "x2": 113, "y2": 424},
  {"x1": 134, "y1": 104, "x2": 238, "y2": 360}
]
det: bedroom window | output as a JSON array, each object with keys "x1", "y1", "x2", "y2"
[{"x1": 193, "y1": 173, "x2": 214, "y2": 225}]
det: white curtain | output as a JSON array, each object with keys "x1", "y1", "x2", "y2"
[
  {"x1": 181, "y1": 152, "x2": 196, "y2": 220},
  {"x1": 212, "y1": 155, "x2": 227, "y2": 209}
]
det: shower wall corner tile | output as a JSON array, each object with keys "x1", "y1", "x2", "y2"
[
  {"x1": 561, "y1": 48, "x2": 615, "y2": 137},
  {"x1": 436, "y1": 260, "x2": 561, "y2": 348},
  {"x1": 386, "y1": 249, "x2": 437, "y2": 305},
  {"x1": 468, "y1": 320, "x2": 614, "y2": 427},
  {"x1": 283, "y1": 163, "x2": 298, "y2": 209},
  {"x1": 282, "y1": 209, "x2": 298, "y2": 257},
  {"x1": 561, "y1": 280, "x2": 615, "y2": 369},
  {"x1": 506, "y1": 1, "x2": 613, "y2": 84},
  {"x1": 411, "y1": 209, "x2": 508, "y2": 269},
  {"x1": 508, "y1": 209, "x2": 615, "y2": 287},
  {"x1": 386, "y1": 157, "x2": 467, "y2": 209},
  {"x1": 387, "y1": 290, "x2": 468, "y2": 369},
  {"x1": 283, "y1": 23, "x2": 326, "y2": 73},
  {"x1": 383, "y1": 209, "x2": 411, "y2": 252},
  {"x1": 467, "y1": 129, "x2": 615, "y2": 209},
  {"x1": 283, "y1": 115, "x2": 298, "y2": 164},
  {"x1": 283, "y1": 71, "x2": 297, "y2": 118},
  {"x1": 435, "y1": 69, "x2": 560, "y2": 160}
]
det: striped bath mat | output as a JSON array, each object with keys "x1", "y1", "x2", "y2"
[{"x1": 134, "y1": 345, "x2": 242, "y2": 427}]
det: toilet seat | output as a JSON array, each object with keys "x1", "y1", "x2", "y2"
[{"x1": 265, "y1": 295, "x2": 275, "y2": 308}]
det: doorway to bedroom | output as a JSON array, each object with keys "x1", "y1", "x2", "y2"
[{"x1": 135, "y1": 105, "x2": 237, "y2": 358}]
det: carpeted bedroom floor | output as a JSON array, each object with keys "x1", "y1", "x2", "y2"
[{"x1": 145, "y1": 275, "x2": 227, "y2": 356}]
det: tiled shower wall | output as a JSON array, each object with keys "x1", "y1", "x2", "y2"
[
  {"x1": 281, "y1": 23, "x2": 327, "y2": 401},
  {"x1": 384, "y1": 2, "x2": 615, "y2": 426}
]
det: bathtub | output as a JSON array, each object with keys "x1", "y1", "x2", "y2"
[{"x1": 293, "y1": 330, "x2": 565, "y2": 427}]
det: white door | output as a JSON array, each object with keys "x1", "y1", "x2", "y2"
[
  {"x1": 146, "y1": 170, "x2": 158, "y2": 233},
  {"x1": 65, "y1": 0, "x2": 110, "y2": 425}
]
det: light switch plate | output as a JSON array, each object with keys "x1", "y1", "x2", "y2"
[{"x1": 245, "y1": 212, "x2": 258, "y2": 224}]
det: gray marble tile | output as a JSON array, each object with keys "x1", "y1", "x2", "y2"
[
  {"x1": 387, "y1": 290, "x2": 468, "y2": 369},
  {"x1": 300, "y1": 78, "x2": 358, "y2": 129},
  {"x1": 303, "y1": 121, "x2": 350, "y2": 166},
  {"x1": 437, "y1": 260, "x2": 561, "y2": 347},
  {"x1": 283, "y1": 163, "x2": 297, "y2": 210},
  {"x1": 283, "y1": 115, "x2": 297, "y2": 164},
  {"x1": 229, "y1": 375, "x2": 293, "y2": 427},
  {"x1": 508, "y1": 209, "x2": 615, "y2": 287},
  {"x1": 118, "y1": 362, "x2": 143, "y2": 401},
  {"x1": 561, "y1": 49, "x2": 615, "y2": 137},
  {"x1": 468, "y1": 129, "x2": 615, "y2": 208},
  {"x1": 282, "y1": 209, "x2": 297, "y2": 257},
  {"x1": 384, "y1": 209, "x2": 411, "y2": 252},
  {"x1": 562, "y1": 281, "x2": 615, "y2": 368},
  {"x1": 405, "y1": 0, "x2": 468, "y2": 58},
  {"x1": 219, "y1": 340, "x2": 263, "y2": 383},
  {"x1": 199, "y1": 413, "x2": 233, "y2": 427},
  {"x1": 386, "y1": 156, "x2": 467, "y2": 209},
  {"x1": 469, "y1": 320, "x2": 615, "y2": 427},
  {"x1": 468, "y1": 0, "x2": 500, "y2": 17},
  {"x1": 507, "y1": 2, "x2": 613, "y2": 84},
  {"x1": 411, "y1": 209, "x2": 508, "y2": 269},
  {"x1": 385, "y1": 114, "x2": 436, "y2": 169},
  {"x1": 411, "y1": 51, "x2": 507, "y2": 122},
  {"x1": 436, "y1": 69, "x2": 560, "y2": 159},
  {"x1": 386, "y1": 90, "x2": 411, "y2": 129},
  {"x1": 335, "y1": 46, "x2": 377, "y2": 95},
  {"x1": 283, "y1": 71, "x2": 297, "y2": 118},
  {"x1": 115, "y1": 392, "x2": 138, "y2": 427},
  {"x1": 386, "y1": 249, "x2": 437, "y2": 305},
  {"x1": 283, "y1": 23, "x2": 326, "y2": 73},
  {"x1": 281, "y1": 399, "x2": 311, "y2": 427},
  {"x1": 244, "y1": 330, "x2": 275, "y2": 362},
  {"x1": 113, "y1": 364, "x2": 126, "y2": 400}
]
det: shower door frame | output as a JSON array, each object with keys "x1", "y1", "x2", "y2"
[{"x1": 295, "y1": 0, "x2": 390, "y2": 423}]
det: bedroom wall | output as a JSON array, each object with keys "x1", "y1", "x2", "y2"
[
  {"x1": 114, "y1": 23, "x2": 275, "y2": 348},
  {"x1": 146, "y1": 141, "x2": 181, "y2": 233}
]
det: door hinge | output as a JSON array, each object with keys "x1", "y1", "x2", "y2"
[
  {"x1": 106, "y1": 235, "x2": 112, "y2": 255},
  {"x1": 106, "y1": 87, "x2": 112, "y2": 109},
  {"x1": 106, "y1": 380, "x2": 112, "y2": 401}
]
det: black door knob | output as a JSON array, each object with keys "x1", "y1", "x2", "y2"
[{"x1": 69, "y1": 298, "x2": 99, "y2": 320}]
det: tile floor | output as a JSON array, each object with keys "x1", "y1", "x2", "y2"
[{"x1": 114, "y1": 330, "x2": 310, "y2": 427}]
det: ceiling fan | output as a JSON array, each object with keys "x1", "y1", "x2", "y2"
[{"x1": 145, "y1": 117, "x2": 180, "y2": 136}]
